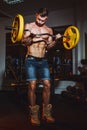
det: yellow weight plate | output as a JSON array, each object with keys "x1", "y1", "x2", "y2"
[
  {"x1": 63, "y1": 26, "x2": 80, "y2": 50},
  {"x1": 11, "y1": 14, "x2": 24, "y2": 43}
]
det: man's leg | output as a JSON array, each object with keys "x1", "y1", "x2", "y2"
[
  {"x1": 42, "y1": 80, "x2": 55, "y2": 123},
  {"x1": 42, "y1": 80, "x2": 51, "y2": 105},
  {"x1": 27, "y1": 81, "x2": 36, "y2": 106},
  {"x1": 28, "y1": 80, "x2": 40, "y2": 125}
]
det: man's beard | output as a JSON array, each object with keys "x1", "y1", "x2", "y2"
[{"x1": 35, "y1": 21, "x2": 45, "y2": 27}]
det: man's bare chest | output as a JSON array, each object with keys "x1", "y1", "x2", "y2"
[{"x1": 30, "y1": 26, "x2": 49, "y2": 39}]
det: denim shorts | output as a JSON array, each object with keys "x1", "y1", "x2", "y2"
[{"x1": 25, "y1": 56, "x2": 51, "y2": 81}]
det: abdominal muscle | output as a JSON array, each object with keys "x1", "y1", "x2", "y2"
[{"x1": 26, "y1": 41, "x2": 46, "y2": 58}]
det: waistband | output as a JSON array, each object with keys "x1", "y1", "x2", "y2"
[{"x1": 26, "y1": 55, "x2": 46, "y2": 61}]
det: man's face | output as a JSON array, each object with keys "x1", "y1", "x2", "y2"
[{"x1": 36, "y1": 14, "x2": 48, "y2": 27}]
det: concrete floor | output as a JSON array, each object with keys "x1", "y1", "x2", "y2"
[{"x1": 0, "y1": 90, "x2": 87, "y2": 130}]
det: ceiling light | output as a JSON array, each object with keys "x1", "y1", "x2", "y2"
[{"x1": 3, "y1": 0, "x2": 24, "y2": 4}]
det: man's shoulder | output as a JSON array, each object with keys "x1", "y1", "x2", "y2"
[{"x1": 45, "y1": 25, "x2": 53, "y2": 33}]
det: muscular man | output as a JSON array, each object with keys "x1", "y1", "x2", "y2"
[{"x1": 21, "y1": 8, "x2": 62, "y2": 125}]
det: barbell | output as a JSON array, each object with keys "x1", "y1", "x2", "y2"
[{"x1": 5, "y1": 14, "x2": 80, "y2": 50}]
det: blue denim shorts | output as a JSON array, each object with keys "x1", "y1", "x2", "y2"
[{"x1": 25, "y1": 56, "x2": 51, "y2": 81}]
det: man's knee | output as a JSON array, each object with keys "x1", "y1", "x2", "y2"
[
  {"x1": 28, "y1": 81, "x2": 37, "y2": 91},
  {"x1": 43, "y1": 80, "x2": 51, "y2": 91},
  {"x1": 44, "y1": 80, "x2": 51, "y2": 86}
]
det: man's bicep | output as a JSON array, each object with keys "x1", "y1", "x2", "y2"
[{"x1": 24, "y1": 24, "x2": 31, "y2": 37}]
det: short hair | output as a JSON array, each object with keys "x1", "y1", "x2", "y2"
[{"x1": 37, "y1": 8, "x2": 48, "y2": 17}]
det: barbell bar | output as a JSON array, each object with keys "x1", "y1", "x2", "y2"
[
  {"x1": 5, "y1": 26, "x2": 30, "y2": 32},
  {"x1": 5, "y1": 14, "x2": 80, "y2": 50},
  {"x1": 5, "y1": 25, "x2": 70, "y2": 38},
  {"x1": 5, "y1": 26, "x2": 70, "y2": 39}
]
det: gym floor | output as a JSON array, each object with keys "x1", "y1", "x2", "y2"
[{"x1": 0, "y1": 90, "x2": 87, "y2": 130}]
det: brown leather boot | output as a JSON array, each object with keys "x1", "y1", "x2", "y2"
[
  {"x1": 29, "y1": 105, "x2": 40, "y2": 125},
  {"x1": 42, "y1": 104, "x2": 55, "y2": 123}
]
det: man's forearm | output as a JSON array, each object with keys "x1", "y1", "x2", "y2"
[
  {"x1": 21, "y1": 36, "x2": 33, "y2": 46},
  {"x1": 47, "y1": 39, "x2": 58, "y2": 49}
]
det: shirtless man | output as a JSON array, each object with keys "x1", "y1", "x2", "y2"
[{"x1": 21, "y1": 8, "x2": 62, "y2": 125}]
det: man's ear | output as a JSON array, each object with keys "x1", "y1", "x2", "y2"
[{"x1": 35, "y1": 13, "x2": 38, "y2": 17}]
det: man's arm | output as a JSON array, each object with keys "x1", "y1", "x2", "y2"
[
  {"x1": 47, "y1": 33, "x2": 62, "y2": 49},
  {"x1": 21, "y1": 23, "x2": 32, "y2": 45}
]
